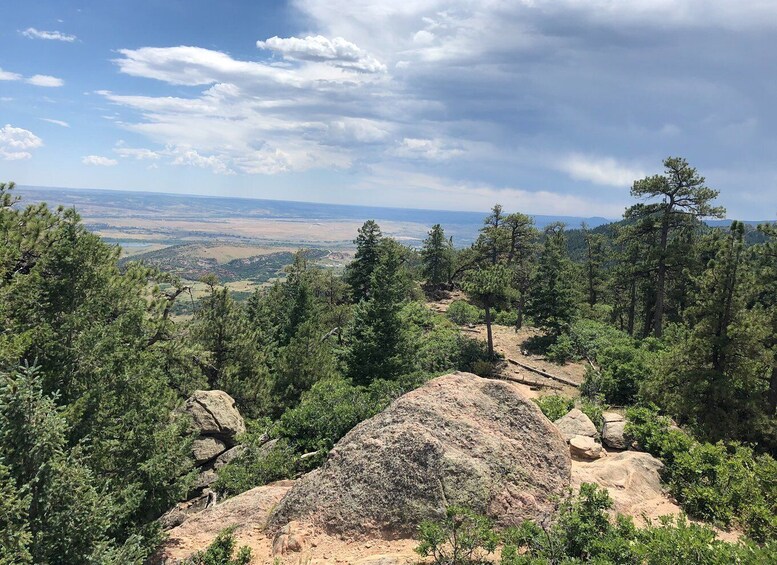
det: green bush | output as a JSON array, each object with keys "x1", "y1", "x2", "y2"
[
  {"x1": 625, "y1": 405, "x2": 777, "y2": 542},
  {"x1": 416, "y1": 506, "x2": 498, "y2": 565},
  {"x1": 533, "y1": 395, "x2": 604, "y2": 429},
  {"x1": 213, "y1": 430, "x2": 297, "y2": 497},
  {"x1": 579, "y1": 398, "x2": 605, "y2": 430},
  {"x1": 533, "y1": 395, "x2": 574, "y2": 422},
  {"x1": 277, "y1": 377, "x2": 397, "y2": 454},
  {"x1": 400, "y1": 302, "x2": 489, "y2": 375},
  {"x1": 446, "y1": 300, "x2": 483, "y2": 325},
  {"x1": 455, "y1": 336, "x2": 492, "y2": 374},
  {"x1": 492, "y1": 309, "x2": 517, "y2": 326},
  {"x1": 182, "y1": 527, "x2": 251, "y2": 565},
  {"x1": 502, "y1": 483, "x2": 776, "y2": 564},
  {"x1": 545, "y1": 333, "x2": 576, "y2": 364}
]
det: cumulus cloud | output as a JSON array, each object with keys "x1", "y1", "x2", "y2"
[
  {"x1": 257, "y1": 35, "x2": 386, "y2": 73},
  {"x1": 557, "y1": 155, "x2": 645, "y2": 188},
  {"x1": 40, "y1": 118, "x2": 70, "y2": 128},
  {"x1": 82, "y1": 155, "x2": 118, "y2": 166},
  {"x1": 0, "y1": 68, "x2": 64, "y2": 87},
  {"x1": 0, "y1": 124, "x2": 43, "y2": 160},
  {"x1": 169, "y1": 148, "x2": 233, "y2": 174},
  {"x1": 26, "y1": 75, "x2": 64, "y2": 87},
  {"x1": 22, "y1": 27, "x2": 77, "y2": 42},
  {"x1": 114, "y1": 146, "x2": 160, "y2": 160},
  {"x1": 0, "y1": 68, "x2": 22, "y2": 81},
  {"x1": 94, "y1": 0, "x2": 777, "y2": 216}
]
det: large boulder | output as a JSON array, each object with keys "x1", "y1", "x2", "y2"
[
  {"x1": 268, "y1": 372, "x2": 571, "y2": 538},
  {"x1": 553, "y1": 409, "x2": 597, "y2": 441},
  {"x1": 183, "y1": 390, "x2": 245, "y2": 444}
]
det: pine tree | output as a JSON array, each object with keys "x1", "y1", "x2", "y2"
[
  {"x1": 627, "y1": 157, "x2": 725, "y2": 337},
  {"x1": 581, "y1": 224, "x2": 607, "y2": 308},
  {"x1": 462, "y1": 264, "x2": 513, "y2": 358},
  {"x1": 643, "y1": 223, "x2": 775, "y2": 447},
  {"x1": 346, "y1": 239, "x2": 408, "y2": 384},
  {"x1": 477, "y1": 204, "x2": 509, "y2": 265},
  {"x1": 421, "y1": 224, "x2": 453, "y2": 289},
  {"x1": 345, "y1": 220, "x2": 382, "y2": 301},
  {"x1": 755, "y1": 221, "x2": 777, "y2": 416},
  {"x1": 503, "y1": 212, "x2": 538, "y2": 329},
  {"x1": 525, "y1": 223, "x2": 577, "y2": 339}
]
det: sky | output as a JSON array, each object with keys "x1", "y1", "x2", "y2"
[{"x1": 1, "y1": 1, "x2": 776, "y2": 219}]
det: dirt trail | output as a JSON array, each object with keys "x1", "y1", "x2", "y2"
[{"x1": 428, "y1": 292, "x2": 586, "y2": 398}]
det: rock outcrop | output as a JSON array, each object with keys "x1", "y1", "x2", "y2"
[
  {"x1": 268, "y1": 372, "x2": 571, "y2": 538},
  {"x1": 553, "y1": 408, "x2": 597, "y2": 441},
  {"x1": 161, "y1": 390, "x2": 246, "y2": 529},
  {"x1": 571, "y1": 451, "x2": 680, "y2": 522}
]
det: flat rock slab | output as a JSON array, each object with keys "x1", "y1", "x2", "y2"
[{"x1": 571, "y1": 451, "x2": 680, "y2": 525}]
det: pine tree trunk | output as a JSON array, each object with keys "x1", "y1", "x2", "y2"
[
  {"x1": 653, "y1": 217, "x2": 670, "y2": 338},
  {"x1": 485, "y1": 304, "x2": 494, "y2": 358},
  {"x1": 627, "y1": 278, "x2": 636, "y2": 336},
  {"x1": 516, "y1": 294, "x2": 524, "y2": 330},
  {"x1": 768, "y1": 363, "x2": 777, "y2": 416}
]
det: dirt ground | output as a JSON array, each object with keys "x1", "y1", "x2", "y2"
[
  {"x1": 428, "y1": 291, "x2": 586, "y2": 399},
  {"x1": 157, "y1": 481, "x2": 420, "y2": 565}
]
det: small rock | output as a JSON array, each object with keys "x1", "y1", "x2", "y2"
[
  {"x1": 193, "y1": 468, "x2": 218, "y2": 490},
  {"x1": 354, "y1": 556, "x2": 404, "y2": 565},
  {"x1": 554, "y1": 409, "x2": 597, "y2": 441},
  {"x1": 192, "y1": 437, "x2": 227, "y2": 464},
  {"x1": 569, "y1": 435, "x2": 606, "y2": 460},
  {"x1": 602, "y1": 411, "x2": 625, "y2": 424},
  {"x1": 602, "y1": 420, "x2": 628, "y2": 450},
  {"x1": 213, "y1": 445, "x2": 245, "y2": 469},
  {"x1": 272, "y1": 522, "x2": 308, "y2": 556}
]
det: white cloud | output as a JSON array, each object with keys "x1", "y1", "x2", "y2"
[
  {"x1": 82, "y1": 155, "x2": 118, "y2": 166},
  {"x1": 26, "y1": 75, "x2": 64, "y2": 87},
  {"x1": 22, "y1": 27, "x2": 77, "y2": 42},
  {"x1": 92, "y1": 1, "x2": 776, "y2": 217},
  {"x1": 0, "y1": 124, "x2": 43, "y2": 160},
  {"x1": 359, "y1": 165, "x2": 626, "y2": 216},
  {"x1": 40, "y1": 118, "x2": 70, "y2": 127},
  {"x1": 0, "y1": 68, "x2": 64, "y2": 87},
  {"x1": 114, "y1": 146, "x2": 160, "y2": 160},
  {"x1": 0, "y1": 68, "x2": 22, "y2": 81},
  {"x1": 391, "y1": 137, "x2": 464, "y2": 161},
  {"x1": 557, "y1": 154, "x2": 645, "y2": 187},
  {"x1": 169, "y1": 148, "x2": 233, "y2": 174},
  {"x1": 257, "y1": 35, "x2": 386, "y2": 73}
]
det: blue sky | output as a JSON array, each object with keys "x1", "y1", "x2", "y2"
[{"x1": 1, "y1": 1, "x2": 776, "y2": 218}]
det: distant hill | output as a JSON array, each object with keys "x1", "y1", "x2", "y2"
[{"x1": 16, "y1": 185, "x2": 612, "y2": 246}]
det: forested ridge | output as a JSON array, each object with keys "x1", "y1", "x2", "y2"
[{"x1": 1, "y1": 157, "x2": 776, "y2": 563}]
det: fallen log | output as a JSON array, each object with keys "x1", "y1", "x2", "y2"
[
  {"x1": 499, "y1": 373, "x2": 563, "y2": 390},
  {"x1": 507, "y1": 358, "x2": 580, "y2": 388}
]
